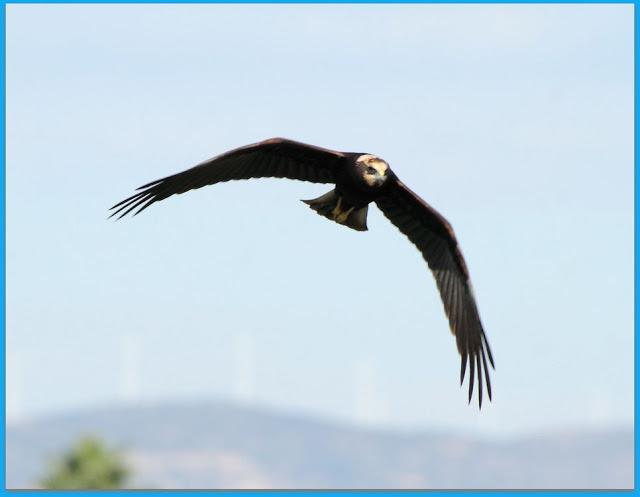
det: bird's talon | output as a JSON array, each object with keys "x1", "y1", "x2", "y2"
[
  {"x1": 331, "y1": 197, "x2": 343, "y2": 220},
  {"x1": 336, "y1": 207, "x2": 355, "y2": 224}
]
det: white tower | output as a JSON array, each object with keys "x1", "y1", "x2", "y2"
[
  {"x1": 120, "y1": 335, "x2": 141, "y2": 403},
  {"x1": 232, "y1": 334, "x2": 255, "y2": 403},
  {"x1": 6, "y1": 349, "x2": 24, "y2": 424},
  {"x1": 354, "y1": 357, "x2": 388, "y2": 426}
]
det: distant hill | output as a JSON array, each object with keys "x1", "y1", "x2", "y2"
[{"x1": 6, "y1": 400, "x2": 633, "y2": 489}]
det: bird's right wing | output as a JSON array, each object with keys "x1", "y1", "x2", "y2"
[
  {"x1": 376, "y1": 179, "x2": 494, "y2": 408},
  {"x1": 110, "y1": 138, "x2": 345, "y2": 218}
]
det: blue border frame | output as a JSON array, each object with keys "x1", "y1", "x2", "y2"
[
  {"x1": 0, "y1": 0, "x2": 635, "y2": 3},
  {"x1": 635, "y1": 3, "x2": 638, "y2": 496},
  {"x1": 0, "y1": 1, "x2": 635, "y2": 494},
  {"x1": 2, "y1": 0, "x2": 7, "y2": 492}
]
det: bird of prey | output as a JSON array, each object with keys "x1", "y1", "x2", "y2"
[{"x1": 111, "y1": 138, "x2": 494, "y2": 407}]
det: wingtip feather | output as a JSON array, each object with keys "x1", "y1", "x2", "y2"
[
  {"x1": 460, "y1": 353, "x2": 467, "y2": 386},
  {"x1": 468, "y1": 353, "x2": 475, "y2": 403},
  {"x1": 481, "y1": 347, "x2": 493, "y2": 402},
  {"x1": 476, "y1": 353, "x2": 483, "y2": 409}
]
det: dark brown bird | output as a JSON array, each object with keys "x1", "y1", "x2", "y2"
[{"x1": 111, "y1": 138, "x2": 495, "y2": 407}]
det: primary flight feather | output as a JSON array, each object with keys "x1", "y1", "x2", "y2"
[{"x1": 111, "y1": 137, "x2": 495, "y2": 407}]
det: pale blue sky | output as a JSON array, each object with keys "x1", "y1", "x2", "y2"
[{"x1": 6, "y1": 4, "x2": 633, "y2": 437}]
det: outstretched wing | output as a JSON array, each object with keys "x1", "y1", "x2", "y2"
[
  {"x1": 110, "y1": 138, "x2": 345, "y2": 219},
  {"x1": 376, "y1": 180, "x2": 494, "y2": 408}
]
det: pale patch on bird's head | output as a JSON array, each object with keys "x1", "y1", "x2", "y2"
[{"x1": 356, "y1": 154, "x2": 389, "y2": 188}]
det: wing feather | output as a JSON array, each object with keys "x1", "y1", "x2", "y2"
[
  {"x1": 110, "y1": 138, "x2": 345, "y2": 218},
  {"x1": 376, "y1": 179, "x2": 494, "y2": 407}
]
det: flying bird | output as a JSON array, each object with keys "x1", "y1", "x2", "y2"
[{"x1": 111, "y1": 138, "x2": 494, "y2": 407}]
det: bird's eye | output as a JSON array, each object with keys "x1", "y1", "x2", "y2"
[{"x1": 366, "y1": 166, "x2": 378, "y2": 175}]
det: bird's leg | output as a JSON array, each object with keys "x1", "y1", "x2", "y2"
[
  {"x1": 330, "y1": 196, "x2": 355, "y2": 224},
  {"x1": 331, "y1": 197, "x2": 344, "y2": 220},
  {"x1": 336, "y1": 207, "x2": 355, "y2": 224}
]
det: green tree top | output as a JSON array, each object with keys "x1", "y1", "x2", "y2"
[{"x1": 40, "y1": 436, "x2": 130, "y2": 489}]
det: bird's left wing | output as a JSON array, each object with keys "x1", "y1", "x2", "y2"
[
  {"x1": 110, "y1": 138, "x2": 345, "y2": 219},
  {"x1": 375, "y1": 180, "x2": 494, "y2": 408}
]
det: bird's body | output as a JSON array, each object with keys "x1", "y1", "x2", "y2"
[
  {"x1": 111, "y1": 138, "x2": 495, "y2": 407},
  {"x1": 303, "y1": 152, "x2": 393, "y2": 231}
]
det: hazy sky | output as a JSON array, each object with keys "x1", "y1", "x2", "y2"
[{"x1": 6, "y1": 4, "x2": 633, "y2": 437}]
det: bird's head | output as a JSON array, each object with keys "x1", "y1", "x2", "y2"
[{"x1": 356, "y1": 154, "x2": 390, "y2": 188}]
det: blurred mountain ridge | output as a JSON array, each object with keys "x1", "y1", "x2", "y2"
[{"x1": 7, "y1": 399, "x2": 633, "y2": 489}]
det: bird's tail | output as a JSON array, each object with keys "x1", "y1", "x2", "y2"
[{"x1": 302, "y1": 189, "x2": 368, "y2": 232}]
